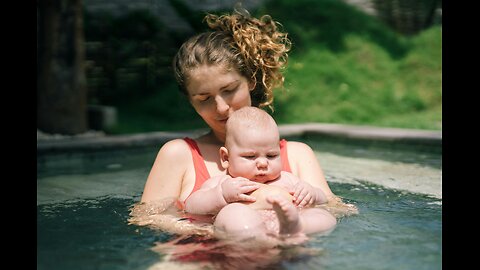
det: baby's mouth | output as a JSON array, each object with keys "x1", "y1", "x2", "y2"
[{"x1": 254, "y1": 174, "x2": 269, "y2": 180}]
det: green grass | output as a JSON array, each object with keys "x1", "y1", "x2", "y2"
[
  {"x1": 272, "y1": 26, "x2": 442, "y2": 130},
  {"x1": 107, "y1": 0, "x2": 441, "y2": 134}
]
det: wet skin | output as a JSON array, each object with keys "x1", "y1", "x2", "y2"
[{"x1": 244, "y1": 184, "x2": 293, "y2": 210}]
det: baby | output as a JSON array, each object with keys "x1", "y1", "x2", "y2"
[{"x1": 184, "y1": 107, "x2": 337, "y2": 239}]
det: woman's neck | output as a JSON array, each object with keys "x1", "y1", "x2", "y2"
[
  {"x1": 199, "y1": 129, "x2": 225, "y2": 145},
  {"x1": 213, "y1": 129, "x2": 227, "y2": 143}
]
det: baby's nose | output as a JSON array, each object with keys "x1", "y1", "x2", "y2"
[{"x1": 256, "y1": 158, "x2": 268, "y2": 168}]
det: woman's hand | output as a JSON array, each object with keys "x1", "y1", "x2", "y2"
[
  {"x1": 286, "y1": 141, "x2": 335, "y2": 201},
  {"x1": 290, "y1": 181, "x2": 326, "y2": 208},
  {"x1": 220, "y1": 177, "x2": 260, "y2": 203}
]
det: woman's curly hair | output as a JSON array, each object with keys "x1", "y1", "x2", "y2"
[{"x1": 173, "y1": 9, "x2": 291, "y2": 110}]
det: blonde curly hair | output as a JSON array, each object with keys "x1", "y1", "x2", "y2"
[{"x1": 173, "y1": 9, "x2": 291, "y2": 110}]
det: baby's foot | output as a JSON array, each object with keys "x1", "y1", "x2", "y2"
[{"x1": 266, "y1": 195, "x2": 302, "y2": 235}]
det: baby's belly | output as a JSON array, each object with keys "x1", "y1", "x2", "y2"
[{"x1": 243, "y1": 184, "x2": 293, "y2": 210}]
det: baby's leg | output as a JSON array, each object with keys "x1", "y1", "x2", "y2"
[
  {"x1": 299, "y1": 207, "x2": 337, "y2": 235},
  {"x1": 214, "y1": 203, "x2": 267, "y2": 240},
  {"x1": 266, "y1": 195, "x2": 302, "y2": 235}
]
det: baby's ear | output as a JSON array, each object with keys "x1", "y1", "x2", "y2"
[{"x1": 219, "y1": 146, "x2": 229, "y2": 169}]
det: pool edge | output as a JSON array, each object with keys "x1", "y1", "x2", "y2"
[{"x1": 37, "y1": 123, "x2": 442, "y2": 155}]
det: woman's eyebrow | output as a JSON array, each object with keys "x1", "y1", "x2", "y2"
[{"x1": 192, "y1": 80, "x2": 240, "y2": 96}]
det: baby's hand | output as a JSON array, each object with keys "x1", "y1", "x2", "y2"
[
  {"x1": 290, "y1": 181, "x2": 319, "y2": 208},
  {"x1": 221, "y1": 177, "x2": 260, "y2": 203}
]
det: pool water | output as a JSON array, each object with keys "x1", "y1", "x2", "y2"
[{"x1": 37, "y1": 137, "x2": 441, "y2": 270}]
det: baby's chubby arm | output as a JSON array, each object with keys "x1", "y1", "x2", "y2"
[
  {"x1": 184, "y1": 175, "x2": 260, "y2": 215},
  {"x1": 280, "y1": 171, "x2": 329, "y2": 208}
]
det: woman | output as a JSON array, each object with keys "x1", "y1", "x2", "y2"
[{"x1": 140, "y1": 10, "x2": 338, "y2": 217}]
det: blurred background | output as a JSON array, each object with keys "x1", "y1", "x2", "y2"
[{"x1": 37, "y1": 0, "x2": 442, "y2": 136}]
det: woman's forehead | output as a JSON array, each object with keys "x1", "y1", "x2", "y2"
[{"x1": 187, "y1": 65, "x2": 244, "y2": 94}]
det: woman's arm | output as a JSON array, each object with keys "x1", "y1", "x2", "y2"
[
  {"x1": 286, "y1": 141, "x2": 336, "y2": 201},
  {"x1": 140, "y1": 139, "x2": 191, "y2": 203}
]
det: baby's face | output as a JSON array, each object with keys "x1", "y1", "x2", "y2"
[{"x1": 227, "y1": 128, "x2": 282, "y2": 183}]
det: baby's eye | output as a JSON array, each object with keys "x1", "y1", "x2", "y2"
[
  {"x1": 267, "y1": 154, "x2": 279, "y2": 159},
  {"x1": 243, "y1": 155, "x2": 255, "y2": 159}
]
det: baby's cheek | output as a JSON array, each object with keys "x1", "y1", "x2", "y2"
[{"x1": 271, "y1": 160, "x2": 283, "y2": 174}]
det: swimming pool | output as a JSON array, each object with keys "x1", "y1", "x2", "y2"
[{"x1": 37, "y1": 126, "x2": 441, "y2": 270}]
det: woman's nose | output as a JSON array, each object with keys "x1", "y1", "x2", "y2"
[{"x1": 215, "y1": 96, "x2": 230, "y2": 113}]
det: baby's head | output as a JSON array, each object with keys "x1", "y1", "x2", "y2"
[{"x1": 220, "y1": 107, "x2": 282, "y2": 183}]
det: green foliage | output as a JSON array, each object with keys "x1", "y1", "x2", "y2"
[
  {"x1": 168, "y1": 0, "x2": 209, "y2": 33},
  {"x1": 272, "y1": 25, "x2": 441, "y2": 129},
  {"x1": 255, "y1": 0, "x2": 410, "y2": 58},
  {"x1": 84, "y1": 9, "x2": 179, "y2": 104},
  {"x1": 107, "y1": 82, "x2": 207, "y2": 134}
]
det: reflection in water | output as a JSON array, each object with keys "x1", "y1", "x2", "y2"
[
  {"x1": 128, "y1": 196, "x2": 358, "y2": 269},
  {"x1": 128, "y1": 198, "x2": 214, "y2": 236},
  {"x1": 149, "y1": 234, "x2": 324, "y2": 270}
]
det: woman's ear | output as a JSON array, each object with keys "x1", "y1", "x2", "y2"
[
  {"x1": 248, "y1": 80, "x2": 256, "y2": 91},
  {"x1": 219, "y1": 146, "x2": 230, "y2": 169}
]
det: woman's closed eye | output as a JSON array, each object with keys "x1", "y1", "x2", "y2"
[
  {"x1": 196, "y1": 95, "x2": 211, "y2": 102},
  {"x1": 222, "y1": 87, "x2": 237, "y2": 95}
]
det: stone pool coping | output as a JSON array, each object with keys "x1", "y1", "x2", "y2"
[{"x1": 37, "y1": 123, "x2": 441, "y2": 154}]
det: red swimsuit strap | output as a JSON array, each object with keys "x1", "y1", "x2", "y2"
[
  {"x1": 280, "y1": 139, "x2": 292, "y2": 173},
  {"x1": 183, "y1": 137, "x2": 211, "y2": 198}
]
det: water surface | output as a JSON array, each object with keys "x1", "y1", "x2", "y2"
[{"x1": 37, "y1": 137, "x2": 441, "y2": 270}]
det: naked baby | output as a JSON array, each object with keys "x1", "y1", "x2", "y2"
[{"x1": 184, "y1": 107, "x2": 337, "y2": 240}]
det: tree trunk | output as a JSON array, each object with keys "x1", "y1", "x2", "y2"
[{"x1": 37, "y1": 0, "x2": 88, "y2": 135}]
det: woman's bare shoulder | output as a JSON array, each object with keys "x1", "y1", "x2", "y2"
[
  {"x1": 285, "y1": 140, "x2": 315, "y2": 154},
  {"x1": 156, "y1": 138, "x2": 192, "y2": 161},
  {"x1": 284, "y1": 140, "x2": 318, "y2": 172},
  {"x1": 141, "y1": 139, "x2": 193, "y2": 203}
]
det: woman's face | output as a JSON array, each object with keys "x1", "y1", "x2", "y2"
[{"x1": 186, "y1": 65, "x2": 254, "y2": 141}]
